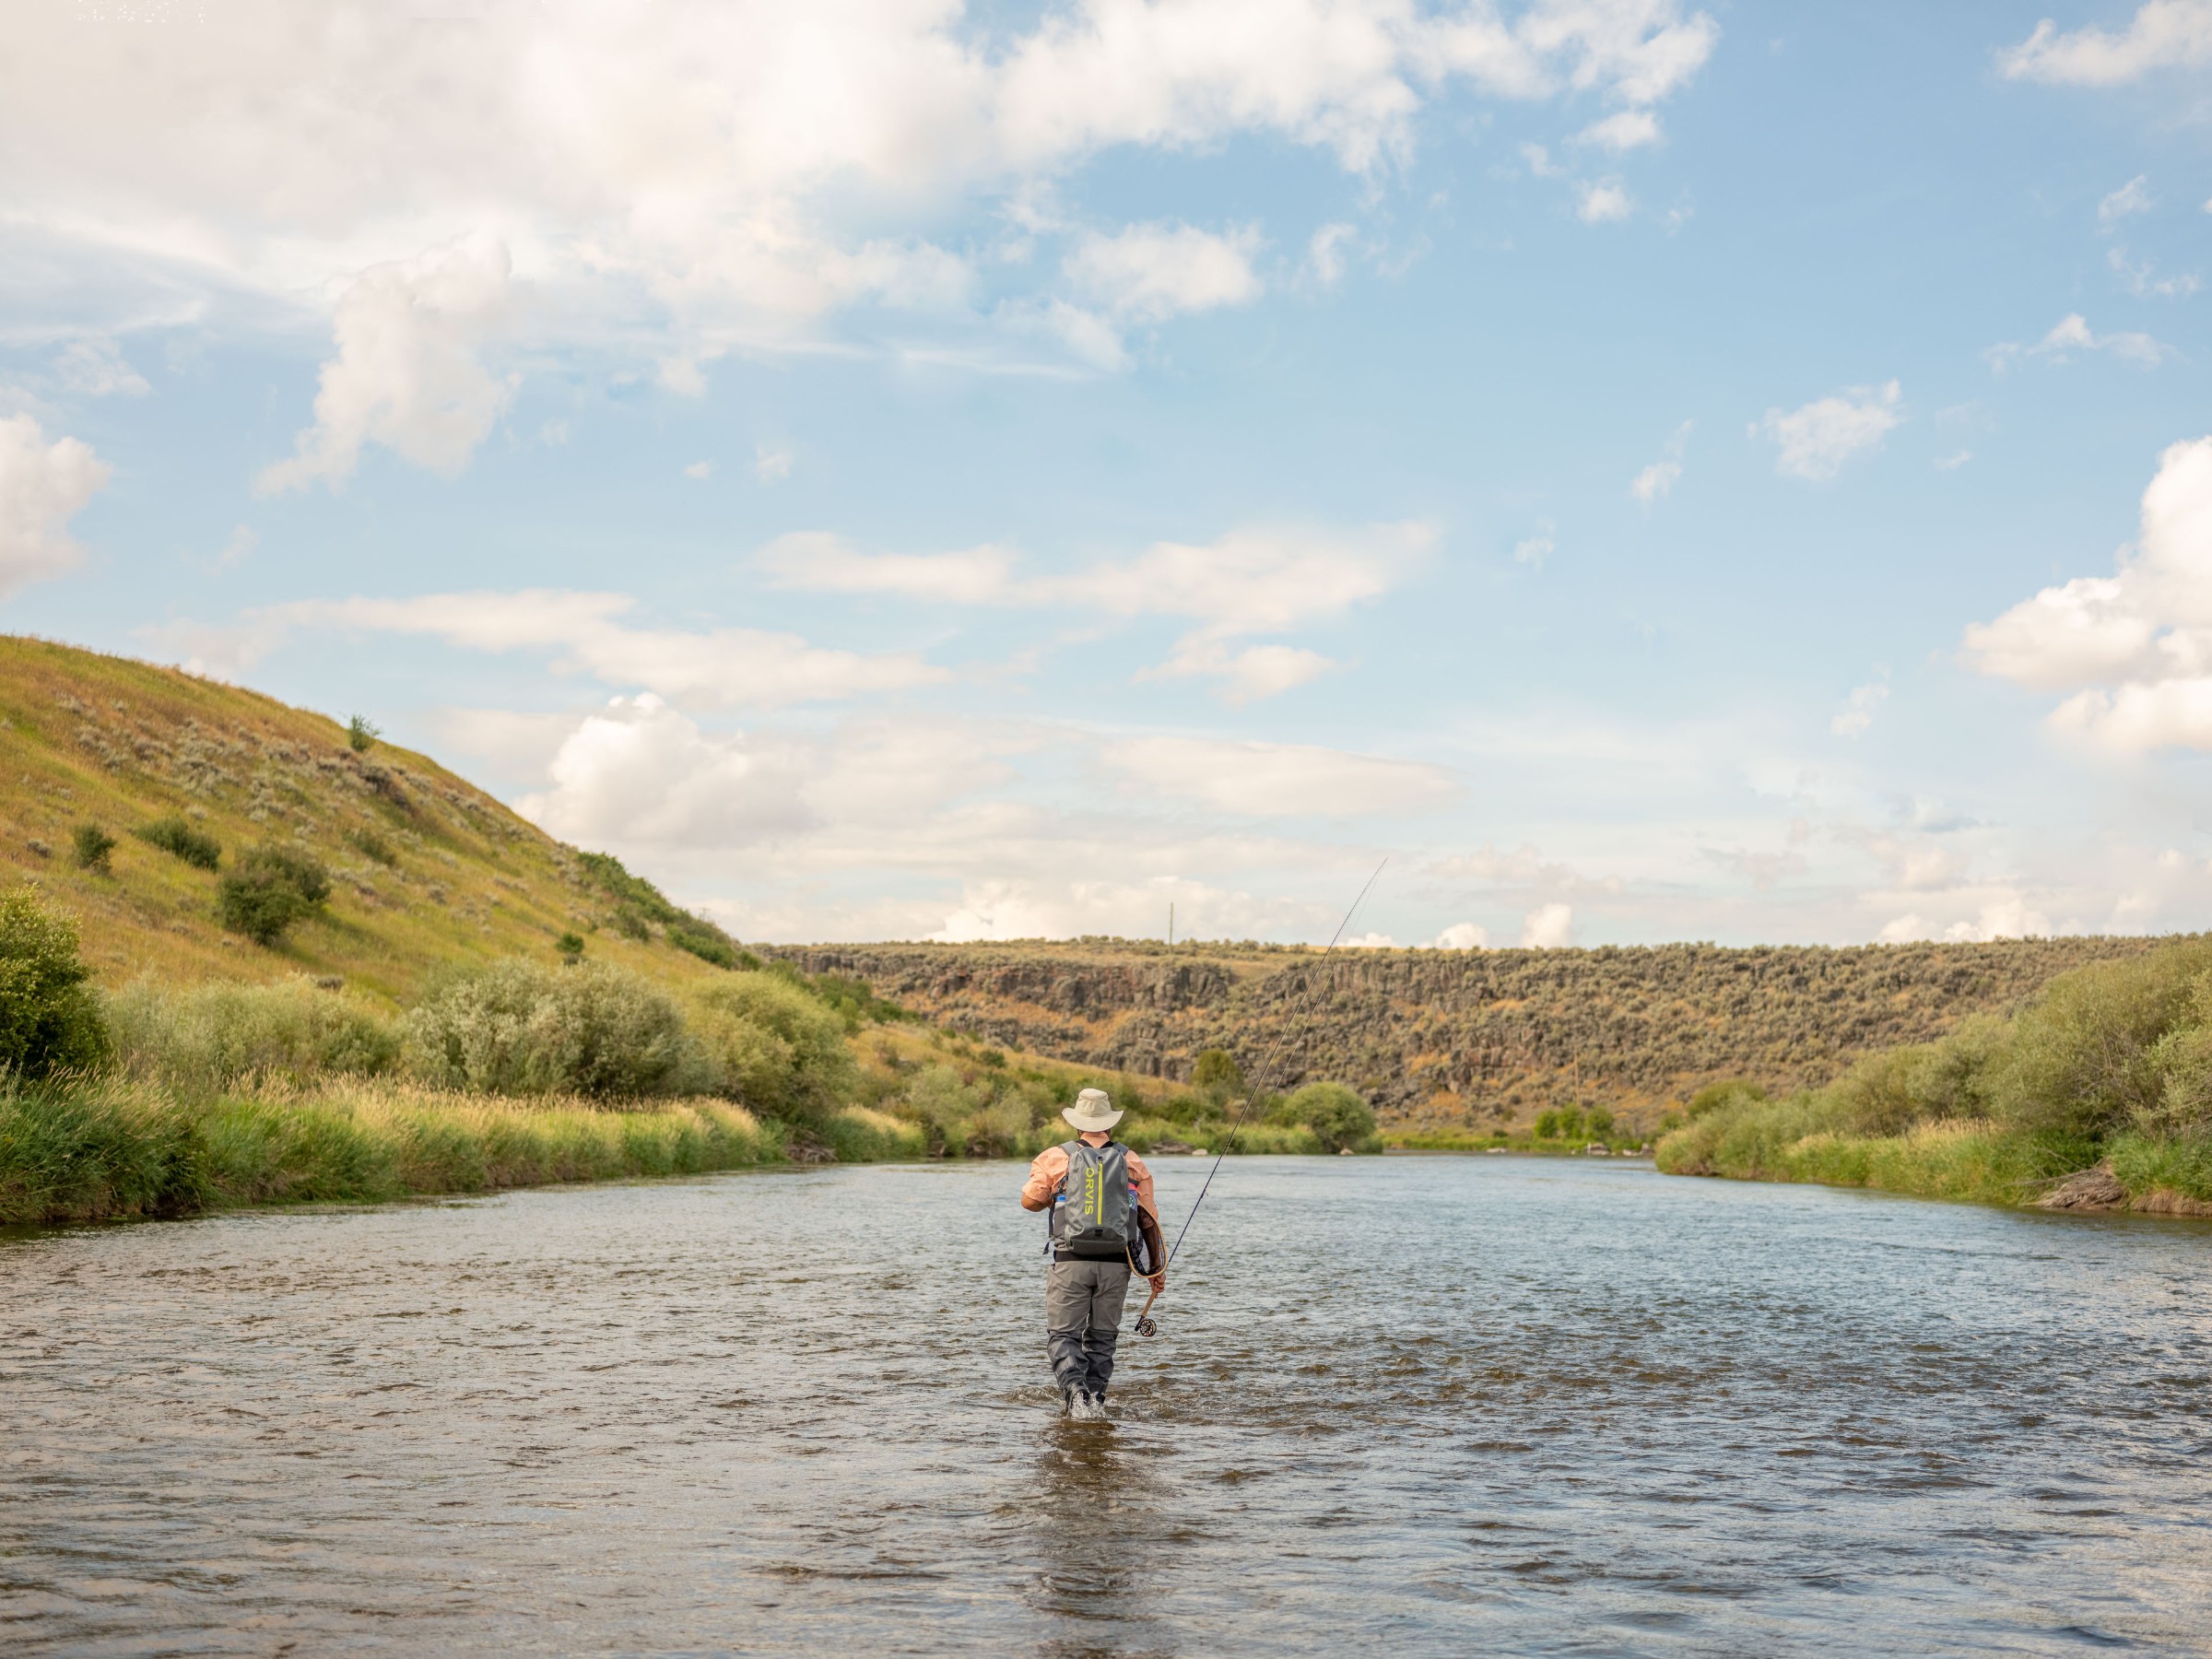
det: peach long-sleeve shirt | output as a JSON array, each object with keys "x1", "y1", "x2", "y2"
[{"x1": 1020, "y1": 1134, "x2": 1158, "y2": 1218}]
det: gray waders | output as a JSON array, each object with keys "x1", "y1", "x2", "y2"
[{"x1": 1046, "y1": 1139, "x2": 1138, "y2": 1407}]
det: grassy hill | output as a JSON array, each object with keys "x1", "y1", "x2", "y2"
[{"x1": 0, "y1": 636, "x2": 737, "y2": 1006}]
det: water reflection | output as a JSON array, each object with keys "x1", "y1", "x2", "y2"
[{"x1": 1, "y1": 1159, "x2": 2207, "y2": 1654}]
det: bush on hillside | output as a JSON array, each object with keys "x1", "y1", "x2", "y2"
[
  {"x1": 72, "y1": 823, "x2": 116, "y2": 873},
  {"x1": 135, "y1": 816, "x2": 221, "y2": 871},
  {"x1": 405, "y1": 959, "x2": 707, "y2": 1100},
  {"x1": 104, "y1": 977, "x2": 400, "y2": 1095},
  {"x1": 689, "y1": 971, "x2": 858, "y2": 1124},
  {"x1": 218, "y1": 845, "x2": 332, "y2": 947},
  {"x1": 1281, "y1": 1081, "x2": 1377, "y2": 1153},
  {"x1": 0, "y1": 886, "x2": 112, "y2": 1078}
]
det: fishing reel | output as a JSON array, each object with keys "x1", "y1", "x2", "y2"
[{"x1": 1134, "y1": 1314, "x2": 1158, "y2": 1338}]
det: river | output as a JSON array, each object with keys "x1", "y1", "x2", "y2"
[{"x1": 3, "y1": 1156, "x2": 2207, "y2": 1655}]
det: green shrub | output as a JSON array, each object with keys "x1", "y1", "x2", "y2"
[
  {"x1": 218, "y1": 844, "x2": 332, "y2": 946},
  {"x1": 346, "y1": 714, "x2": 380, "y2": 753},
  {"x1": 668, "y1": 920, "x2": 737, "y2": 969},
  {"x1": 104, "y1": 977, "x2": 400, "y2": 1096},
  {"x1": 556, "y1": 932, "x2": 585, "y2": 965},
  {"x1": 1283, "y1": 1081, "x2": 1377, "y2": 1153},
  {"x1": 903, "y1": 1063, "x2": 986, "y2": 1148},
  {"x1": 405, "y1": 959, "x2": 707, "y2": 1100},
  {"x1": 0, "y1": 885, "x2": 112, "y2": 1077},
  {"x1": 688, "y1": 971, "x2": 859, "y2": 1124},
  {"x1": 1534, "y1": 1108, "x2": 1560, "y2": 1139},
  {"x1": 71, "y1": 823, "x2": 115, "y2": 873},
  {"x1": 135, "y1": 816, "x2": 222, "y2": 870},
  {"x1": 1989, "y1": 940, "x2": 2212, "y2": 1138},
  {"x1": 1688, "y1": 1079, "x2": 1766, "y2": 1119}
]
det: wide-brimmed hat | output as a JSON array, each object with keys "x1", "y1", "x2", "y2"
[{"x1": 1063, "y1": 1088, "x2": 1124, "y2": 1132}]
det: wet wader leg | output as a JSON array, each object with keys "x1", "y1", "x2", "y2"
[
  {"x1": 1082, "y1": 1263, "x2": 1132, "y2": 1397},
  {"x1": 1045, "y1": 1261, "x2": 1095, "y2": 1398}
]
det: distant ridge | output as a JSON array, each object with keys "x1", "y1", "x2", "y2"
[
  {"x1": 773, "y1": 933, "x2": 2180, "y2": 1124},
  {"x1": 0, "y1": 636, "x2": 741, "y2": 1006}
]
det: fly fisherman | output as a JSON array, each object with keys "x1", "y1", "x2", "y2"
[{"x1": 1020, "y1": 1088, "x2": 1167, "y2": 1419}]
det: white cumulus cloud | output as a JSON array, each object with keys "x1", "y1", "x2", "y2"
[
  {"x1": 1577, "y1": 182, "x2": 1632, "y2": 223},
  {"x1": 0, "y1": 414, "x2": 111, "y2": 596},
  {"x1": 1962, "y1": 436, "x2": 2212, "y2": 750},
  {"x1": 1430, "y1": 921, "x2": 1488, "y2": 948},
  {"x1": 517, "y1": 695, "x2": 813, "y2": 850},
  {"x1": 1522, "y1": 901, "x2": 1575, "y2": 947},
  {"x1": 2001, "y1": 2, "x2": 2212, "y2": 85},
  {"x1": 1754, "y1": 380, "x2": 1901, "y2": 481},
  {"x1": 6, "y1": 0, "x2": 1722, "y2": 431},
  {"x1": 256, "y1": 236, "x2": 514, "y2": 495},
  {"x1": 1065, "y1": 221, "x2": 1264, "y2": 325}
]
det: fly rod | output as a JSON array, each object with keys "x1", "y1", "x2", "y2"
[{"x1": 1132, "y1": 855, "x2": 1388, "y2": 1338}]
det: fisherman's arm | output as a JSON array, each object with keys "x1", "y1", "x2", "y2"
[{"x1": 1019, "y1": 1146, "x2": 1066, "y2": 1211}]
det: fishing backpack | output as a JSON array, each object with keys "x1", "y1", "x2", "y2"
[{"x1": 1051, "y1": 1139, "x2": 1136, "y2": 1261}]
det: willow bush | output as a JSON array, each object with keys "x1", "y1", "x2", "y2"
[
  {"x1": 0, "y1": 884, "x2": 112, "y2": 1077},
  {"x1": 1660, "y1": 939, "x2": 2212, "y2": 1204}
]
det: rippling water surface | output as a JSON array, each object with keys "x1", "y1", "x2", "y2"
[{"x1": 5, "y1": 1156, "x2": 2209, "y2": 1655}]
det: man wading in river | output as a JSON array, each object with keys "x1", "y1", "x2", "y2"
[{"x1": 1020, "y1": 1088, "x2": 1167, "y2": 1420}]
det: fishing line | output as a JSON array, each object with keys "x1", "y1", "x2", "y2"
[{"x1": 1168, "y1": 858, "x2": 1389, "y2": 1274}]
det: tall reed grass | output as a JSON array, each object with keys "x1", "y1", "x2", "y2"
[{"x1": 0, "y1": 1075, "x2": 788, "y2": 1226}]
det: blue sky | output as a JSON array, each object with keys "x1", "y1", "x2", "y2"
[{"x1": 5, "y1": 0, "x2": 2212, "y2": 946}]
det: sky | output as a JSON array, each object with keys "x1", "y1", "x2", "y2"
[{"x1": 4, "y1": 0, "x2": 2212, "y2": 948}]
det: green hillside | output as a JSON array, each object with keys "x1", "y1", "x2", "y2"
[{"x1": 0, "y1": 636, "x2": 735, "y2": 1005}]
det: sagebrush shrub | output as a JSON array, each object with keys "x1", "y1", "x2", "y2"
[
  {"x1": 0, "y1": 885, "x2": 111, "y2": 1077},
  {"x1": 405, "y1": 958, "x2": 706, "y2": 1100}
]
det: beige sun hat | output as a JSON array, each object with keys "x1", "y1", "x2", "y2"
[{"x1": 1062, "y1": 1088, "x2": 1124, "y2": 1133}]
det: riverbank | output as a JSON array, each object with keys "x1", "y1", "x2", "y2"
[
  {"x1": 0, "y1": 1078, "x2": 1347, "y2": 1228},
  {"x1": 1655, "y1": 1108, "x2": 2212, "y2": 1217}
]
